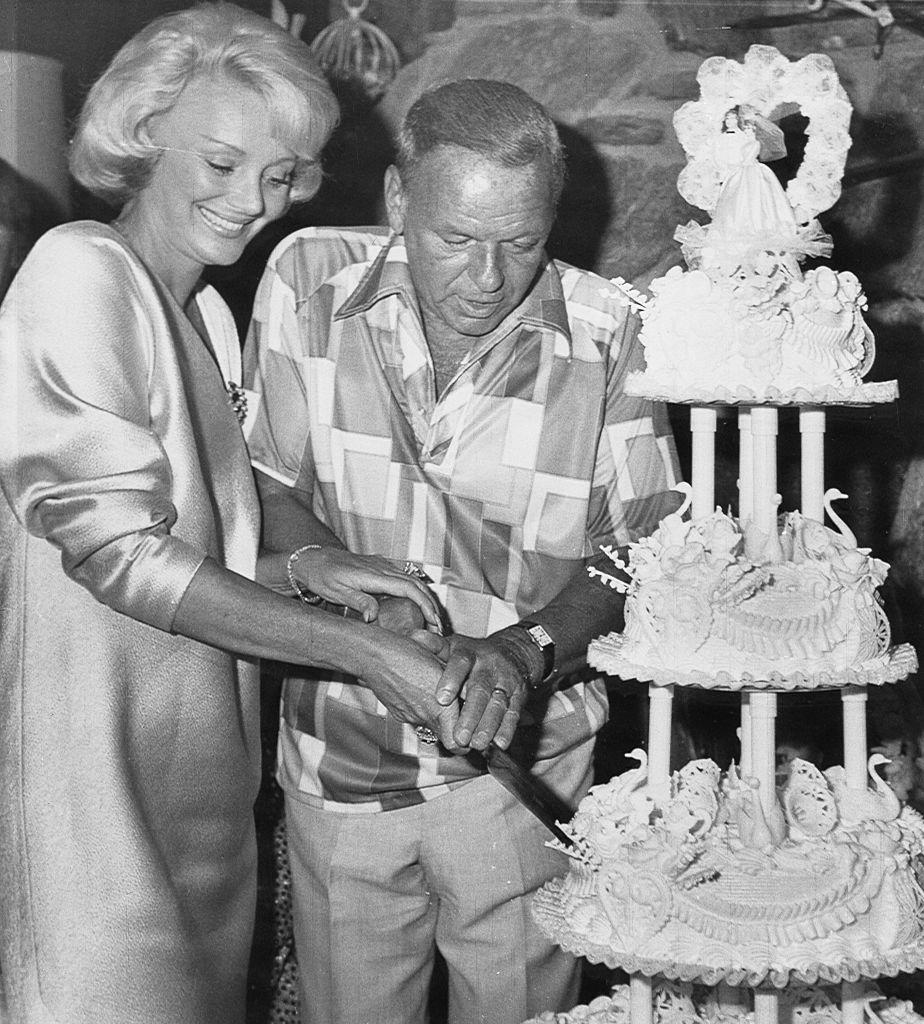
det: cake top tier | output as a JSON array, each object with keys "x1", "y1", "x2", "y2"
[{"x1": 623, "y1": 45, "x2": 899, "y2": 407}]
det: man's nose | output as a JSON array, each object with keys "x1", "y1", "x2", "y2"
[{"x1": 469, "y1": 243, "x2": 503, "y2": 292}]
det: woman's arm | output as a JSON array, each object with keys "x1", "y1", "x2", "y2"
[
  {"x1": 254, "y1": 470, "x2": 440, "y2": 628},
  {"x1": 174, "y1": 557, "x2": 462, "y2": 749}
]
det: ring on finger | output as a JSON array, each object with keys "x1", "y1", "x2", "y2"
[
  {"x1": 490, "y1": 687, "x2": 509, "y2": 703},
  {"x1": 402, "y1": 560, "x2": 428, "y2": 579},
  {"x1": 415, "y1": 725, "x2": 439, "y2": 744}
]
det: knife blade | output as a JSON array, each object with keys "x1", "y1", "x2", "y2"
[{"x1": 482, "y1": 744, "x2": 576, "y2": 847}]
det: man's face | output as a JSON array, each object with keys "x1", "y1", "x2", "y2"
[{"x1": 384, "y1": 145, "x2": 556, "y2": 347}]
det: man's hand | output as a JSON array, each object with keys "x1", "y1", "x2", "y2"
[
  {"x1": 376, "y1": 596, "x2": 427, "y2": 636},
  {"x1": 363, "y1": 630, "x2": 465, "y2": 752},
  {"x1": 412, "y1": 632, "x2": 538, "y2": 751}
]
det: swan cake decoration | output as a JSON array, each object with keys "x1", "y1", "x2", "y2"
[{"x1": 532, "y1": 747, "x2": 924, "y2": 987}]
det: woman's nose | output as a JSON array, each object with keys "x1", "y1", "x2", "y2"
[
  {"x1": 230, "y1": 173, "x2": 266, "y2": 216},
  {"x1": 469, "y1": 244, "x2": 503, "y2": 292}
]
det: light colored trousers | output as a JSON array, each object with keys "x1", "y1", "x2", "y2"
[{"x1": 284, "y1": 738, "x2": 595, "y2": 1024}]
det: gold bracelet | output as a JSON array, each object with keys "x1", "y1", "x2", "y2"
[{"x1": 287, "y1": 544, "x2": 322, "y2": 605}]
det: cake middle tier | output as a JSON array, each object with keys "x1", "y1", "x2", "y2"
[{"x1": 587, "y1": 503, "x2": 917, "y2": 691}]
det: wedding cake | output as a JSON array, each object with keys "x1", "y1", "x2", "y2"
[{"x1": 531, "y1": 45, "x2": 923, "y2": 1024}]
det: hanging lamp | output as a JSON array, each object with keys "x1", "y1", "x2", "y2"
[{"x1": 310, "y1": 0, "x2": 401, "y2": 102}]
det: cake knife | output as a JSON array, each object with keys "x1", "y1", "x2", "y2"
[{"x1": 483, "y1": 744, "x2": 576, "y2": 847}]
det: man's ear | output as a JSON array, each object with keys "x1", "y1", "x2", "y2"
[{"x1": 383, "y1": 165, "x2": 406, "y2": 234}]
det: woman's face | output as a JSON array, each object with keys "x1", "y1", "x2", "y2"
[{"x1": 125, "y1": 75, "x2": 297, "y2": 291}]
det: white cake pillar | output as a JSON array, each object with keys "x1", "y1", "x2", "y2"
[
  {"x1": 738, "y1": 409, "x2": 753, "y2": 525},
  {"x1": 842, "y1": 686, "x2": 869, "y2": 789},
  {"x1": 754, "y1": 989, "x2": 779, "y2": 1024},
  {"x1": 799, "y1": 407, "x2": 826, "y2": 522},
  {"x1": 739, "y1": 693, "x2": 752, "y2": 776},
  {"x1": 842, "y1": 981, "x2": 866, "y2": 1024},
  {"x1": 630, "y1": 976, "x2": 653, "y2": 1024},
  {"x1": 647, "y1": 684, "x2": 673, "y2": 802},
  {"x1": 749, "y1": 407, "x2": 778, "y2": 541},
  {"x1": 690, "y1": 406, "x2": 717, "y2": 518},
  {"x1": 748, "y1": 691, "x2": 777, "y2": 818}
]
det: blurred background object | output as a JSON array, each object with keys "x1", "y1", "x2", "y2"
[{"x1": 0, "y1": 51, "x2": 68, "y2": 299}]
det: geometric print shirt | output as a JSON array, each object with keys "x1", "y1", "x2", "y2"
[{"x1": 244, "y1": 227, "x2": 679, "y2": 811}]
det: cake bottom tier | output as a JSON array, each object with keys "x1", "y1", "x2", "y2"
[
  {"x1": 532, "y1": 759, "x2": 924, "y2": 989},
  {"x1": 533, "y1": 867, "x2": 924, "y2": 988},
  {"x1": 523, "y1": 980, "x2": 924, "y2": 1024}
]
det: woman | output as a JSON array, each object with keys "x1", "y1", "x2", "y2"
[{"x1": 0, "y1": 6, "x2": 458, "y2": 1023}]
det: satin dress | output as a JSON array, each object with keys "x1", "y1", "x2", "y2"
[{"x1": 0, "y1": 222, "x2": 261, "y2": 1024}]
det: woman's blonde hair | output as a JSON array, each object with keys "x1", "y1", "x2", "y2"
[{"x1": 70, "y1": 2, "x2": 339, "y2": 205}]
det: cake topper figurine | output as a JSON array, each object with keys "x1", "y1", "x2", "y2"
[
  {"x1": 625, "y1": 45, "x2": 892, "y2": 404},
  {"x1": 676, "y1": 102, "x2": 832, "y2": 283}
]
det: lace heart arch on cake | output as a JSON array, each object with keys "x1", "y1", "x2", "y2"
[{"x1": 674, "y1": 45, "x2": 852, "y2": 225}]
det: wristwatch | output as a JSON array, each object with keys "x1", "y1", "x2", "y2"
[{"x1": 517, "y1": 621, "x2": 556, "y2": 684}]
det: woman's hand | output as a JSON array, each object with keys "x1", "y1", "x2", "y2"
[{"x1": 260, "y1": 547, "x2": 442, "y2": 630}]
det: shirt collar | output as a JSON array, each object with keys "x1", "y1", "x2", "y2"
[
  {"x1": 334, "y1": 234, "x2": 574, "y2": 352},
  {"x1": 333, "y1": 234, "x2": 416, "y2": 320}
]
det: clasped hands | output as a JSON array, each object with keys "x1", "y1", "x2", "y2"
[
  {"x1": 378, "y1": 601, "x2": 535, "y2": 753},
  {"x1": 376, "y1": 596, "x2": 540, "y2": 753},
  {"x1": 282, "y1": 546, "x2": 536, "y2": 753}
]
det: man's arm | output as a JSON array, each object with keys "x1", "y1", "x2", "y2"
[{"x1": 416, "y1": 550, "x2": 630, "y2": 750}]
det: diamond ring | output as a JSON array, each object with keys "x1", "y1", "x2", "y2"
[
  {"x1": 403, "y1": 561, "x2": 427, "y2": 579},
  {"x1": 415, "y1": 725, "x2": 439, "y2": 744}
]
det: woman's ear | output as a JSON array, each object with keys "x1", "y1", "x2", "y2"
[{"x1": 383, "y1": 165, "x2": 406, "y2": 234}]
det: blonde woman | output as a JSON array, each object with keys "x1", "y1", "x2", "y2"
[{"x1": 0, "y1": 6, "x2": 457, "y2": 1022}]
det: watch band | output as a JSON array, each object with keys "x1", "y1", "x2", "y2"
[{"x1": 517, "y1": 621, "x2": 555, "y2": 683}]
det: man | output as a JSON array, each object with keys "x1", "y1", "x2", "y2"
[{"x1": 244, "y1": 79, "x2": 679, "y2": 1024}]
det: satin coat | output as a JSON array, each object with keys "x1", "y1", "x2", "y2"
[{"x1": 0, "y1": 222, "x2": 261, "y2": 1024}]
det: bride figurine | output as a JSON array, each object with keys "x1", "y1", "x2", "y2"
[
  {"x1": 711, "y1": 109, "x2": 799, "y2": 239},
  {"x1": 676, "y1": 105, "x2": 831, "y2": 274}
]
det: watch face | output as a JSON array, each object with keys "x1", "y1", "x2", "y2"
[{"x1": 526, "y1": 624, "x2": 553, "y2": 648}]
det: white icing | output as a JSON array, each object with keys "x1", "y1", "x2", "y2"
[
  {"x1": 635, "y1": 263, "x2": 874, "y2": 401},
  {"x1": 523, "y1": 983, "x2": 924, "y2": 1024},
  {"x1": 633, "y1": 45, "x2": 889, "y2": 403},
  {"x1": 533, "y1": 46, "x2": 922, "y2": 1016},
  {"x1": 533, "y1": 756, "x2": 924, "y2": 986},
  {"x1": 595, "y1": 506, "x2": 896, "y2": 684}
]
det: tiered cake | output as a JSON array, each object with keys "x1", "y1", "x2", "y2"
[{"x1": 531, "y1": 45, "x2": 924, "y2": 1024}]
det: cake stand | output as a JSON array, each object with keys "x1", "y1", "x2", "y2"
[{"x1": 583, "y1": 390, "x2": 919, "y2": 1024}]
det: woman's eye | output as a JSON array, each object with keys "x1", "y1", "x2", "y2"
[
  {"x1": 206, "y1": 160, "x2": 234, "y2": 175},
  {"x1": 267, "y1": 173, "x2": 293, "y2": 189}
]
